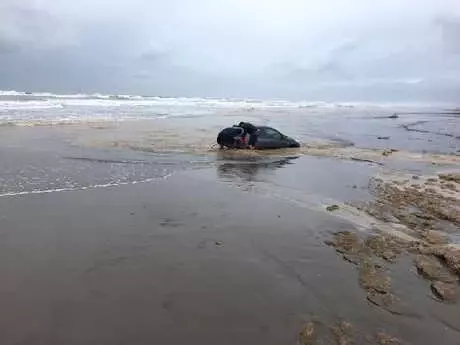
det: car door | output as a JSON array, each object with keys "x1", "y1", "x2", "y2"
[{"x1": 256, "y1": 127, "x2": 286, "y2": 149}]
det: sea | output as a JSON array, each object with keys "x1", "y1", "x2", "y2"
[{"x1": 0, "y1": 90, "x2": 458, "y2": 197}]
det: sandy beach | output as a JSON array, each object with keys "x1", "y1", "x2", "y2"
[
  {"x1": 2, "y1": 0, "x2": 460, "y2": 342},
  {"x1": 0, "y1": 97, "x2": 459, "y2": 344},
  {"x1": 0, "y1": 167, "x2": 458, "y2": 345}
]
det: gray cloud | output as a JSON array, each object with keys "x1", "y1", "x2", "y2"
[
  {"x1": 0, "y1": 0, "x2": 459, "y2": 101},
  {"x1": 0, "y1": 38, "x2": 20, "y2": 55},
  {"x1": 437, "y1": 16, "x2": 460, "y2": 54}
]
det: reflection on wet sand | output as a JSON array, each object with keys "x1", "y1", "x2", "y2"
[{"x1": 216, "y1": 156, "x2": 299, "y2": 182}]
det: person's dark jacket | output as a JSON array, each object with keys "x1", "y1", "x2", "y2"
[
  {"x1": 238, "y1": 122, "x2": 257, "y2": 135},
  {"x1": 238, "y1": 122, "x2": 258, "y2": 147}
]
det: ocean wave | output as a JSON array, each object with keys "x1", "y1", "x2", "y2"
[
  {"x1": 3, "y1": 90, "x2": 453, "y2": 129},
  {"x1": 0, "y1": 112, "x2": 179, "y2": 126},
  {"x1": 0, "y1": 118, "x2": 120, "y2": 127},
  {"x1": 0, "y1": 90, "x2": 135, "y2": 100},
  {"x1": 0, "y1": 173, "x2": 174, "y2": 198},
  {"x1": 91, "y1": 93, "x2": 111, "y2": 99},
  {"x1": 63, "y1": 157, "x2": 149, "y2": 164},
  {"x1": 0, "y1": 90, "x2": 346, "y2": 109},
  {"x1": 1, "y1": 90, "x2": 456, "y2": 109},
  {"x1": 0, "y1": 90, "x2": 26, "y2": 96},
  {"x1": 36, "y1": 92, "x2": 100, "y2": 99},
  {"x1": 0, "y1": 98, "x2": 316, "y2": 113},
  {"x1": 0, "y1": 91, "x2": 389, "y2": 111},
  {"x1": 0, "y1": 100, "x2": 64, "y2": 110}
]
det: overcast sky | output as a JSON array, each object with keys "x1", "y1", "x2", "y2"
[{"x1": 0, "y1": 0, "x2": 459, "y2": 101}]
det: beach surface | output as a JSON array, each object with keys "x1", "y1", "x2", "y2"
[{"x1": 0, "y1": 93, "x2": 459, "y2": 344}]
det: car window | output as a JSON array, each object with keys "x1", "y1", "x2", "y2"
[{"x1": 260, "y1": 128, "x2": 282, "y2": 139}]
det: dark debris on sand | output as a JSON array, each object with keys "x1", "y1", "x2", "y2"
[
  {"x1": 359, "y1": 260, "x2": 391, "y2": 294},
  {"x1": 367, "y1": 292, "x2": 409, "y2": 316},
  {"x1": 382, "y1": 149, "x2": 398, "y2": 156},
  {"x1": 317, "y1": 169, "x2": 459, "y2": 343},
  {"x1": 325, "y1": 226, "x2": 460, "y2": 312},
  {"x1": 330, "y1": 320, "x2": 354, "y2": 345},
  {"x1": 326, "y1": 231, "x2": 405, "y2": 265},
  {"x1": 329, "y1": 168, "x2": 460, "y2": 305},
  {"x1": 414, "y1": 255, "x2": 457, "y2": 283},
  {"x1": 360, "y1": 176, "x2": 459, "y2": 235},
  {"x1": 439, "y1": 172, "x2": 460, "y2": 183},
  {"x1": 298, "y1": 321, "x2": 316, "y2": 345},
  {"x1": 325, "y1": 231, "x2": 409, "y2": 315},
  {"x1": 363, "y1": 175, "x2": 460, "y2": 270},
  {"x1": 326, "y1": 204, "x2": 340, "y2": 212},
  {"x1": 431, "y1": 281, "x2": 458, "y2": 302},
  {"x1": 376, "y1": 332, "x2": 402, "y2": 345},
  {"x1": 418, "y1": 245, "x2": 460, "y2": 276},
  {"x1": 298, "y1": 319, "x2": 403, "y2": 345}
]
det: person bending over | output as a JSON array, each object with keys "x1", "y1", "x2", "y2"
[{"x1": 238, "y1": 122, "x2": 258, "y2": 149}]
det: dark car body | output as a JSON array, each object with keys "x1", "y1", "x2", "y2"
[
  {"x1": 217, "y1": 126, "x2": 300, "y2": 149},
  {"x1": 254, "y1": 126, "x2": 300, "y2": 149}
]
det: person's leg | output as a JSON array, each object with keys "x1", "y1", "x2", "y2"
[
  {"x1": 248, "y1": 133, "x2": 257, "y2": 149},
  {"x1": 239, "y1": 134, "x2": 248, "y2": 148}
]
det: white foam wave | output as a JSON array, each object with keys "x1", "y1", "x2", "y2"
[
  {"x1": 0, "y1": 90, "x2": 344, "y2": 109},
  {"x1": 34, "y1": 92, "x2": 93, "y2": 99},
  {"x1": 60, "y1": 99, "x2": 126, "y2": 107},
  {"x1": 1, "y1": 90, "x2": 456, "y2": 109},
  {"x1": 91, "y1": 93, "x2": 110, "y2": 99},
  {"x1": 0, "y1": 172, "x2": 174, "y2": 198},
  {"x1": 0, "y1": 90, "x2": 26, "y2": 96},
  {"x1": 0, "y1": 90, "x2": 117, "y2": 100},
  {"x1": 3, "y1": 90, "x2": 449, "y2": 127},
  {"x1": 0, "y1": 100, "x2": 64, "y2": 110}
]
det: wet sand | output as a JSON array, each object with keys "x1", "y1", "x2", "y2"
[
  {"x1": 0, "y1": 105, "x2": 459, "y2": 344},
  {"x1": 1, "y1": 167, "x2": 460, "y2": 345}
]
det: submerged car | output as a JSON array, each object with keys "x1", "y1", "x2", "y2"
[
  {"x1": 217, "y1": 126, "x2": 300, "y2": 149},
  {"x1": 254, "y1": 126, "x2": 300, "y2": 149}
]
